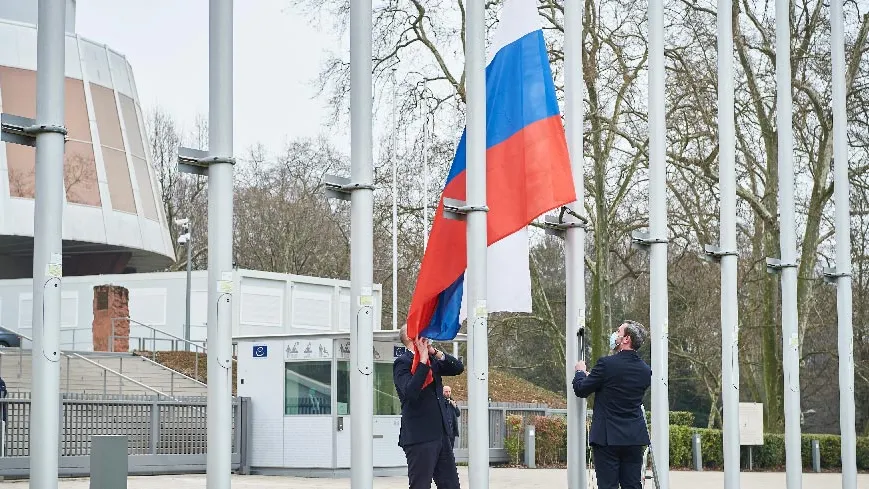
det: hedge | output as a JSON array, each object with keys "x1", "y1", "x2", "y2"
[
  {"x1": 644, "y1": 411, "x2": 695, "y2": 427},
  {"x1": 670, "y1": 426, "x2": 869, "y2": 470},
  {"x1": 524, "y1": 414, "x2": 869, "y2": 470}
]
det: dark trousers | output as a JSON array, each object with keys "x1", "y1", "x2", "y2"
[
  {"x1": 592, "y1": 444, "x2": 644, "y2": 489},
  {"x1": 403, "y1": 433, "x2": 460, "y2": 489}
]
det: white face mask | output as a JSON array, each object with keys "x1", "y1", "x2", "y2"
[{"x1": 609, "y1": 332, "x2": 620, "y2": 351}]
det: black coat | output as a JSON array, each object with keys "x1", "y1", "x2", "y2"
[
  {"x1": 444, "y1": 398, "x2": 461, "y2": 438},
  {"x1": 393, "y1": 350, "x2": 464, "y2": 447},
  {"x1": 572, "y1": 349, "x2": 652, "y2": 446}
]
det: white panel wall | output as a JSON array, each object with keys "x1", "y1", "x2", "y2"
[
  {"x1": 79, "y1": 38, "x2": 112, "y2": 88},
  {"x1": 373, "y1": 417, "x2": 405, "y2": 467},
  {"x1": 336, "y1": 417, "x2": 351, "y2": 468},
  {"x1": 291, "y1": 282, "x2": 333, "y2": 331},
  {"x1": 0, "y1": 270, "x2": 383, "y2": 351},
  {"x1": 285, "y1": 417, "x2": 333, "y2": 468},
  {"x1": 63, "y1": 205, "x2": 108, "y2": 242},
  {"x1": 238, "y1": 277, "x2": 285, "y2": 337},
  {"x1": 237, "y1": 339, "x2": 285, "y2": 468},
  {"x1": 64, "y1": 35, "x2": 81, "y2": 79},
  {"x1": 0, "y1": 23, "x2": 20, "y2": 69},
  {"x1": 107, "y1": 50, "x2": 133, "y2": 97}
]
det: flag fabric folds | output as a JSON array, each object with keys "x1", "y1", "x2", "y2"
[{"x1": 406, "y1": 0, "x2": 576, "y2": 377}]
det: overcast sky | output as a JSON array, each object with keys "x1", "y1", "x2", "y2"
[{"x1": 75, "y1": 0, "x2": 346, "y2": 156}]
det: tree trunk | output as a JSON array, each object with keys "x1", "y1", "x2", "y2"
[
  {"x1": 761, "y1": 150, "x2": 784, "y2": 432},
  {"x1": 590, "y1": 154, "x2": 612, "y2": 362}
]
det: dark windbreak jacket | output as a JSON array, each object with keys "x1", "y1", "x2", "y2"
[
  {"x1": 572, "y1": 349, "x2": 652, "y2": 446},
  {"x1": 393, "y1": 351, "x2": 464, "y2": 447}
]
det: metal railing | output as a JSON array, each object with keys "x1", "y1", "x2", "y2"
[
  {"x1": 0, "y1": 393, "x2": 250, "y2": 477},
  {"x1": 453, "y1": 402, "x2": 569, "y2": 464},
  {"x1": 110, "y1": 317, "x2": 207, "y2": 382},
  {"x1": 0, "y1": 330, "x2": 178, "y2": 400},
  {"x1": 109, "y1": 317, "x2": 239, "y2": 384}
]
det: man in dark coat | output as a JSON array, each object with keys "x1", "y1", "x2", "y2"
[
  {"x1": 394, "y1": 325, "x2": 464, "y2": 489},
  {"x1": 573, "y1": 320, "x2": 652, "y2": 489},
  {"x1": 443, "y1": 385, "x2": 461, "y2": 448}
]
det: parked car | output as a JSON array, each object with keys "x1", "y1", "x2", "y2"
[{"x1": 0, "y1": 326, "x2": 21, "y2": 348}]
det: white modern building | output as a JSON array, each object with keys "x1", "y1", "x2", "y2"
[
  {"x1": 236, "y1": 332, "x2": 410, "y2": 475},
  {"x1": 0, "y1": 269, "x2": 383, "y2": 351},
  {"x1": 0, "y1": 0, "x2": 175, "y2": 279}
]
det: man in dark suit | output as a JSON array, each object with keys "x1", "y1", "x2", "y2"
[
  {"x1": 573, "y1": 320, "x2": 652, "y2": 489},
  {"x1": 394, "y1": 325, "x2": 464, "y2": 489},
  {"x1": 443, "y1": 385, "x2": 461, "y2": 448}
]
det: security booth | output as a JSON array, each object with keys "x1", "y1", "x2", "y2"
[
  {"x1": 233, "y1": 332, "x2": 416, "y2": 475},
  {"x1": 236, "y1": 331, "x2": 466, "y2": 476}
]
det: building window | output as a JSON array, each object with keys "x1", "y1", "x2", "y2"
[
  {"x1": 337, "y1": 361, "x2": 350, "y2": 415},
  {"x1": 285, "y1": 361, "x2": 331, "y2": 415},
  {"x1": 336, "y1": 361, "x2": 400, "y2": 416},
  {"x1": 374, "y1": 362, "x2": 401, "y2": 416},
  {"x1": 284, "y1": 360, "x2": 399, "y2": 416}
]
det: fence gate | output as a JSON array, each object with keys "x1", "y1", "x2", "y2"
[{"x1": 0, "y1": 393, "x2": 250, "y2": 479}]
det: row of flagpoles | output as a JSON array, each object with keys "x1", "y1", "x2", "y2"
[{"x1": 363, "y1": 1, "x2": 860, "y2": 489}]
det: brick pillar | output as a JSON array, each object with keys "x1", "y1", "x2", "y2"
[{"x1": 92, "y1": 285, "x2": 130, "y2": 352}]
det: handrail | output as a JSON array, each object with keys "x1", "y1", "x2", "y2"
[
  {"x1": 110, "y1": 317, "x2": 206, "y2": 353},
  {"x1": 10, "y1": 329, "x2": 180, "y2": 400},
  {"x1": 134, "y1": 353, "x2": 207, "y2": 388},
  {"x1": 111, "y1": 317, "x2": 211, "y2": 382},
  {"x1": 67, "y1": 352, "x2": 178, "y2": 401}
]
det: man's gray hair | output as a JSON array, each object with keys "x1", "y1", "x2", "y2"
[{"x1": 623, "y1": 320, "x2": 647, "y2": 351}]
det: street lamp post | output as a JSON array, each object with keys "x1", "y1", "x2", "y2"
[{"x1": 176, "y1": 218, "x2": 193, "y2": 350}]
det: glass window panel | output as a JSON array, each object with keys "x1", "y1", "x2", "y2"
[
  {"x1": 0, "y1": 66, "x2": 36, "y2": 119},
  {"x1": 119, "y1": 95, "x2": 145, "y2": 157},
  {"x1": 285, "y1": 361, "x2": 332, "y2": 415},
  {"x1": 65, "y1": 78, "x2": 92, "y2": 142},
  {"x1": 337, "y1": 361, "x2": 350, "y2": 415},
  {"x1": 90, "y1": 84, "x2": 124, "y2": 150},
  {"x1": 103, "y1": 147, "x2": 136, "y2": 213},
  {"x1": 132, "y1": 156, "x2": 157, "y2": 219},
  {"x1": 374, "y1": 362, "x2": 401, "y2": 415},
  {"x1": 6, "y1": 144, "x2": 35, "y2": 198},
  {"x1": 64, "y1": 141, "x2": 100, "y2": 206}
]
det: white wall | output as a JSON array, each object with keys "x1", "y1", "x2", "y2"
[
  {"x1": 0, "y1": 269, "x2": 383, "y2": 351},
  {"x1": 237, "y1": 338, "x2": 285, "y2": 467},
  {"x1": 237, "y1": 336, "x2": 406, "y2": 471}
]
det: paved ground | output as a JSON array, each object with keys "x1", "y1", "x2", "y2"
[{"x1": 4, "y1": 468, "x2": 868, "y2": 488}]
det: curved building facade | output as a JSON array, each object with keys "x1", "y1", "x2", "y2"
[{"x1": 0, "y1": 0, "x2": 175, "y2": 279}]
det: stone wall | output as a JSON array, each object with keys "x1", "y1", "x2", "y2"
[{"x1": 91, "y1": 285, "x2": 129, "y2": 352}]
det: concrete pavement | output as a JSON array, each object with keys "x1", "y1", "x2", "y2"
[{"x1": 4, "y1": 468, "x2": 868, "y2": 488}]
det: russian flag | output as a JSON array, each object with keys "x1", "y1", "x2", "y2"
[{"x1": 407, "y1": 0, "x2": 576, "y2": 344}]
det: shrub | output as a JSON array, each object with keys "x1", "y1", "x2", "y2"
[
  {"x1": 670, "y1": 411, "x2": 696, "y2": 427},
  {"x1": 670, "y1": 428, "x2": 869, "y2": 471},
  {"x1": 533, "y1": 415, "x2": 567, "y2": 465},
  {"x1": 520, "y1": 414, "x2": 869, "y2": 470},
  {"x1": 504, "y1": 414, "x2": 524, "y2": 465},
  {"x1": 644, "y1": 410, "x2": 695, "y2": 427}
]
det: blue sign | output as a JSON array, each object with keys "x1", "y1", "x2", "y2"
[
  {"x1": 393, "y1": 346, "x2": 407, "y2": 358},
  {"x1": 253, "y1": 345, "x2": 268, "y2": 358}
]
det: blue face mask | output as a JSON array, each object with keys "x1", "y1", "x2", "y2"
[{"x1": 609, "y1": 332, "x2": 620, "y2": 351}]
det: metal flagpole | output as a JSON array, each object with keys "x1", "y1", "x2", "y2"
[
  {"x1": 206, "y1": 1, "x2": 235, "y2": 488},
  {"x1": 350, "y1": 0, "x2": 375, "y2": 487},
  {"x1": 772, "y1": 0, "x2": 802, "y2": 485},
  {"x1": 29, "y1": 0, "x2": 66, "y2": 487},
  {"x1": 392, "y1": 70, "x2": 399, "y2": 331},
  {"x1": 717, "y1": 0, "x2": 741, "y2": 485},
  {"x1": 466, "y1": 0, "x2": 489, "y2": 487},
  {"x1": 829, "y1": 1, "x2": 857, "y2": 486},
  {"x1": 186, "y1": 227, "x2": 193, "y2": 349},
  {"x1": 423, "y1": 110, "x2": 430, "y2": 251},
  {"x1": 565, "y1": 0, "x2": 587, "y2": 488},
  {"x1": 648, "y1": 0, "x2": 669, "y2": 483}
]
